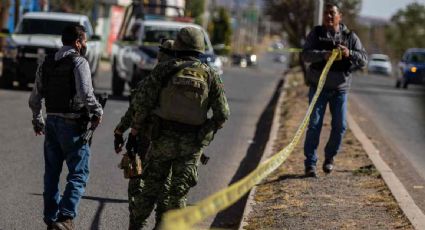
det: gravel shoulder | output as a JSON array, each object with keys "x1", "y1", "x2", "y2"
[{"x1": 242, "y1": 71, "x2": 413, "y2": 230}]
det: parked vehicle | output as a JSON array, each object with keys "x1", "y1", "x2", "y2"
[
  {"x1": 395, "y1": 48, "x2": 425, "y2": 89},
  {"x1": 231, "y1": 54, "x2": 247, "y2": 68},
  {"x1": 0, "y1": 12, "x2": 102, "y2": 89},
  {"x1": 111, "y1": 2, "x2": 222, "y2": 96},
  {"x1": 368, "y1": 54, "x2": 392, "y2": 76}
]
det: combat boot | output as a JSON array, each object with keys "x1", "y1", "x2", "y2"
[{"x1": 53, "y1": 218, "x2": 74, "y2": 230}]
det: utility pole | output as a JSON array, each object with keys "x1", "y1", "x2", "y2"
[
  {"x1": 202, "y1": 0, "x2": 209, "y2": 29},
  {"x1": 314, "y1": 0, "x2": 323, "y2": 26}
]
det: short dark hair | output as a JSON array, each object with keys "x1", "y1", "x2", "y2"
[
  {"x1": 325, "y1": 1, "x2": 341, "y2": 13},
  {"x1": 61, "y1": 24, "x2": 86, "y2": 45}
]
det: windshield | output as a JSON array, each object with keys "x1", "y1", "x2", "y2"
[
  {"x1": 371, "y1": 58, "x2": 388, "y2": 62},
  {"x1": 142, "y1": 25, "x2": 212, "y2": 52},
  {"x1": 143, "y1": 26, "x2": 179, "y2": 44},
  {"x1": 408, "y1": 52, "x2": 425, "y2": 63},
  {"x1": 15, "y1": 19, "x2": 77, "y2": 35}
]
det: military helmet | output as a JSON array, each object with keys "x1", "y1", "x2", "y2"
[{"x1": 173, "y1": 27, "x2": 205, "y2": 54}]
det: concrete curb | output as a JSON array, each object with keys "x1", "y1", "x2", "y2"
[
  {"x1": 347, "y1": 113, "x2": 425, "y2": 230},
  {"x1": 237, "y1": 74, "x2": 425, "y2": 229},
  {"x1": 238, "y1": 74, "x2": 287, "y2": 230}
]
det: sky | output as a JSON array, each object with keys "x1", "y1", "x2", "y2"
[{"x1": 360, "y1": 0, "x2": 425, "y2": 19}]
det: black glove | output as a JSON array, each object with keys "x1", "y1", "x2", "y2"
[
  {"x1": 126, "y1": 133, "x2": 138, "y2": 155},
  {"x1": 200, "y1": 154, "x2": 210, "y2": 165},
  {"x1": 32, "y1": 119, "x2": 45, "y2": 134},
  {"x1": 114, "y1": 133, "x2": 124, "y2": 153}
]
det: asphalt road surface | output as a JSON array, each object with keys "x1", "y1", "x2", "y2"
[
  {"x1": 350, "y1": 72, "x2": 425, "y2": 211},
  {"x1": 0, "y1": 52, "x2": 288, "y2": 229}
]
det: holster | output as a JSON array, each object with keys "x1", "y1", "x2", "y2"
[
  {"x1": 76, "y1": 113, "x2": 90, "y2": 133},
  {"x1": 119, "y1": 153, "x2": 143, "y2": 179}
]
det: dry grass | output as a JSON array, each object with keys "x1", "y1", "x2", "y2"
[{"x1": 243, "y1": 71, "x2": 413, "y2": 230}]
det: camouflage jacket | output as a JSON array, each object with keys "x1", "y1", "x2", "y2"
[
  {"x1": 114, "y1": 88, "x2": 138, "y2": 133},
  {"x1": 131, "y1": 57, "x2": 230, "y2": 131}
]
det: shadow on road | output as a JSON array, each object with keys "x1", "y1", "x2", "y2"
[
  {"x1": 30, "y1": 193, "x2": 127, "y2": 230},
  {"x1": 210, "y1": 79, "x2": 284, "y2": 229}
]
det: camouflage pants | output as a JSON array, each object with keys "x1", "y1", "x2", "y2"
[
  {"x1": 130, "y1": 130, "x2": 202, "y2": 229},
  {"x1": 128, "y1": 175, "x2": 171, "y2": 229}
]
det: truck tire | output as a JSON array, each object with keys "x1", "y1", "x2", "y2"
[
  {"x1": 0, "y1": 69, "x2": 14, "y2": 89},
  {"x1": 112, "y1": 61, "x2": 125, "y2": 96}
]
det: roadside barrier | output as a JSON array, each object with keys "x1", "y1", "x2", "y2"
[{"x1": 161, "y1": 49, "x2": 341, "y2": 230}]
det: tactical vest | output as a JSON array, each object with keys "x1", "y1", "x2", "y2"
[
  {"x1": 41, "y1": 53, "x2": 79, "y2": 113},
  {"x1": 310, "y1": 26, "x2": 353, "y2": 72},
  {"x1": 154, "y1": 62, "x2": 210, "y2": 126}
]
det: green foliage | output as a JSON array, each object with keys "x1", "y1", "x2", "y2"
[
  {"x1": 185, "y1": 0, "x2": 205, "y2": 25},
  {"x1": 264, "y1": 0, "x2": 363, "y2": 48},
  {"x1": 208, "y1": 7, "x2": 232, "y2": 46},
  {"x1": 386, "y1": 3, "x2": 425, "y2": 59},
  {"x1": 49, "y1": 0, "x2": 95, "y2": 15}
]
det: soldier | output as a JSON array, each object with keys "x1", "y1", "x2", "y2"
[
  {"x1": 113, "y1": 39, "x2": 175, "y2": 229},
  {"x1": 128, "y1": 27, "x2": 230, "y2": 229},
  {"x1": 28, "y1": 24, "x2": 103, "y2": 230}
]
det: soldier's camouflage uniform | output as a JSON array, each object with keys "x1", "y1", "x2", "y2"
[
  {"x1": 130, "y1": 27, "x2": 230, "y2": 228},
  {"x1": 114, "y1": 40, "x2": 175, "y2": 228}
]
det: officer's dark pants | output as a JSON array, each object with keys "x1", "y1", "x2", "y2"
[{"x1": 43, "y1": 115, "x2": 90, "y2": 223}]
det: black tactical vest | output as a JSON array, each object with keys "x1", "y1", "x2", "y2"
[
  {"x1": 41, "y1": 53, "x2": 79, "y2": 113},
  {"x1": 310, "y1": 26, "x2": 353, "y2": 72}
]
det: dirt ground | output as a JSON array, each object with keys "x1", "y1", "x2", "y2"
[{"x1": 243, "y1": 71, "x2": 413, "y2": 230}]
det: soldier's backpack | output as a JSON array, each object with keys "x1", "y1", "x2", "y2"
[{"x1": 154, "y1": 61, "x2": 211, "y2": 125}]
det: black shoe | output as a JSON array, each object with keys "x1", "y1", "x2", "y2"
[
  {"x1": 323, "y1": 158, "x2": 334, "y2": 174},
  {"x1": 53, "y1": 217, "x2": 74, "y2": 230},
  {"x1": 305, "y1": 166, "x2": 317, "y2": 178}
]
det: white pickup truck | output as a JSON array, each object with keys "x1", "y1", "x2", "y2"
[
  {"x1": 110, "y1": 2, "x2": 223, "y2": 96},
  {"x1": 0, "y1": 12, "x2": 102, "y2": 89}
]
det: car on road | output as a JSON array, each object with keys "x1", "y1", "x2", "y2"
[
  {"x1": 367, "y1": 54, "x2": 392, "y2": 76},
  {"x1": 395, "y1": 48, "x2": 425, "y2": 89},
  {"x1": 111, "y1": 2, "x2": 222, "y2": 96},
  {"x1": 0, "y1": 12, "x2": 102, "y2": 89}
]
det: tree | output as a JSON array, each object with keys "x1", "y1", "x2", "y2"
[
  {"x1": 386, "y1": 3, "x2": 425, "y2": 59},
  {"x1": 185, "y1": 0, "x2": 205, "y2": 25},
  {"x1": 264, "y1": 0, "x2": 363, "y2": 78},
  {"x1": 49, "y1": 0, "x2": 95, "y2": 15},
  {"x1": 209, "y1": 7, "x2": 232, "y2": 45},
  {"x1": 208, "y1": 7, "x2": 232, "y2": 55}
]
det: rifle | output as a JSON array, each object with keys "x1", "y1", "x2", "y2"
[{"x1": 82, "y1": 93, "x2": 108, "y2": 145}]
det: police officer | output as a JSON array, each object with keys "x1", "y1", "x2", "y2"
[
  {"x1": 302, "y1": 2, "x2": 367, "y2": 177},
  {"x1": 113, "y1": 39, "x2": 175, "y2": 229},
  {"x1": 128, "y1": 27, "x2": 230, "y2": 229},
  {"x1": 29, "y1": 24, "x2": 103, "y2": 230}
]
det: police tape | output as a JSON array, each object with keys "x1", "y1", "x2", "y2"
[
  {"x1": 267, "y1": 47, "x2": 303, "y2": 53},
  {"x1": 161, "y1": 49, "x2": 340, "y2": 230}
]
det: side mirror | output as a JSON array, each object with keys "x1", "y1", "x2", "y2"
[
  {"x1": 91, "y1": 34, "x2": 101, "y2": 41},
  {"x1": 1, "y1": 28, "x2": 10, "y2": 34}
]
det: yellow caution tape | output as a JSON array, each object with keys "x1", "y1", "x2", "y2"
[
  {"x1": 267, "y1": 47, "x2": 303, "y2": 53},
  {"x1": 0, "y1": 32, "x2": 9, "y2": 38},
  {"x1": 161, "y1": 49, "x2": 340, "y2": 230}
]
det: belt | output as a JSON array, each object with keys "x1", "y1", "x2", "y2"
[{"x1": 159, "y1": 118, "x2": 202, "y2": 133}]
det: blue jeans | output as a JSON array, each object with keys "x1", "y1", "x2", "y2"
[
  {"x1": 304, "y1": 87, "x2": 347, "y2": 168},
  {"x1": 43, "y1": 115, "x2": 90, "y2": 223}
]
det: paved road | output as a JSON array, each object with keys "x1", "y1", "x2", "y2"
[
  {"x1": 0, "y1": 52, "x2": 288, "y2": 229},
  {"x1": 349, "y1": 72, "x2": 425, "y2": 211}
]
